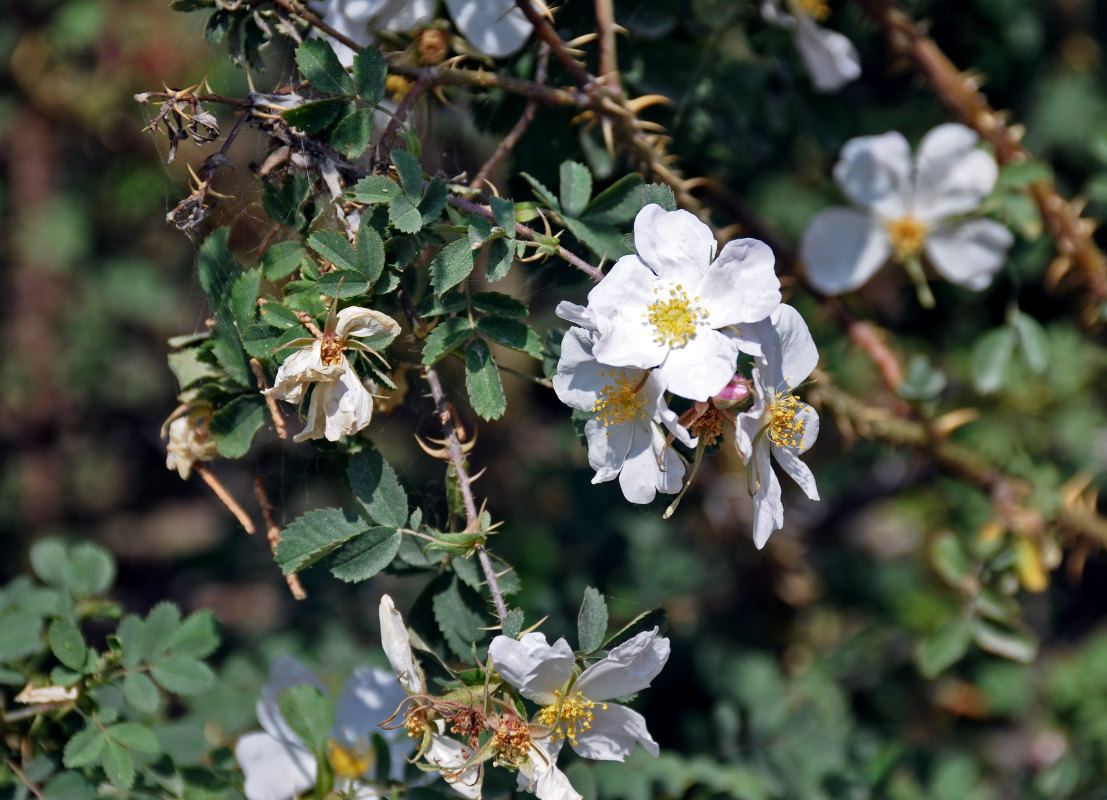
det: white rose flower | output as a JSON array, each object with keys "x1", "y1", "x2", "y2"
[
  {"x1": 556, "y1": 204, "x2": 781, "y2": 402},
  {"x1": 733, "y1": 305, "x2": 821, "y2": 549},
  {"x1": 234, "y1": 656, "x2": 410, "y2": 800},
  {"x1": 761, "y1": 0, "x2": 860, "y2": 93},
  {"x1": 489, "y1": 627, "x2": 670, "y2": 763},
  {"x1": 164, "y1": 409, "x2": 217, "y2": 480},
  {"x1": 315, "y1": 0, "x2": 532, "y2": 65},
  {"x1": 266, "y1": 306, "x2": 400, "y2": 443},
  {"x1": 553, "y1": 327, "x2": 696, "y2": 505},
  {"x1": 800, "y1": 123, "x2": 1014, "y2": 300}
]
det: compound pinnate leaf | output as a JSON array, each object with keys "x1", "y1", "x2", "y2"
[
  {"x1": 577, "y1": 587, "x2": 609, "y2": 654},
  {"x1": 465, "y1": 339, "x2": 506, "y2": 421},
  {"x1": 325, "y1": 527, "x2": 403, "y2": 583},
  {"x1": 122, "y1": 672, "x2": 161, "y2": 714},
  {"x1": 353, "y1": 46, "x2": 386, "y2": 103},
  {"x1": 48, "y1": 619, "x2": 87, "y2": 671},
  {"x1": 348, "y1": 449, "x2": 408, "y2": 528},
  {"x1": 150, "y1": 657, "x2": 215, "y2": 695},
  {"x1": 431, "y1": 238, "x2": 475, "y2": 294},
  {"x1": 559, "y1": 160, "x2": 593, "y2": 218},
  {"x1": 101, "y1": 741, "x2": 135, "y2": 791},
  {"x1": 106, "y1": 723, "x2": 159, "y2": 754},
  {"x1": 295, "y1": 39, "x2": 356, "y2": 96},
  {"x1": 276, "y1": 508, "x2": 370, "y2": 574},
  {"x1": 421, "y1": 317, "x2": 473, "y2": 366},
  {"x1": 308, "y1": 230, "x2": 357, "y2": 273},
  {"x1": 63, "y1": 724, "x2": 106, "y2": 769}
]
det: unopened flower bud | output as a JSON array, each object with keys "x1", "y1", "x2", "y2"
[
  {"x1": 418, "y1": 28, "x2": 449, "y2": 65},
  {"x1": 712, "y1": 375, "x2": 751, "y2": 409}
]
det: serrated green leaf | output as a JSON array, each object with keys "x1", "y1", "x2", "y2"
[
  {"x1": 242, "y1": 323, "x2": 304, "y2": 360},
  {"x1": 43, "y1": 771, "x2": 97, "y2": 800},
  {"x1": 930, "y1": 533, "x2": 973, "y2": 588},
  {"x1": 282, "y1": 98, "x2": 346, "y2": 134},
  {"x1": 465, "y1": 339, "x2": 506, "y2": 421},
  {"x1": 391, "y1": 149, "x2": 424, "y2": 202},
  {"x1": 259, "y1": 300, "x2": 305, "y2": 330},
  {"x1": 351, "y1": 175, "x2": 401, "y2": 204},
  {"x1": 432, "y1": 238, "x2": 475, "y2": 294},
  {"x1": 582, "y1": 173, "x2": 644, "y2": 225},
  {"x1": 48, "y1": 620, "x2": 86, "y2": 671},
  {"x1": 577, "y1": 587, "x2": 609, "y2": 654},
  {"x1": 471, "y1": 292, "x2": 528, "y2": 318},
  {"x1": 330, "y1": 107, "x2": 374, "y2": 159},
  {"x1": 451, "y1": 553, "x2": 482, "y2": 589},
  {"x1": 209, "y1": 394, "x2": 267, "y2": 459},
  {"x1": 520, "y1": 172, "x2": 560, "y2": 211},
  {"x1": 1013, "y1": 312, "x2": 1048, "y2": 373},
  {"x1": 389, "y1": 194, "x2": 423, "y2": 233},
  {"x1": 563, "y1": 215, "x2": 630, "y2": 261},
  {"x1": 916, "y1": 616, "x2": 973, "y2": 678},
  {"x1": 31, "y1": 538, "x2": 71, "y2": 588},
  {"x1": 62, "y1": 724, "x2": 106, "y2": 768},
  {"x1": 0, "y1": 610, "x2": 44, "y2": 662},
  {"x1": 642, "y1": 183, "x2": 677, "y2": 212},
  {"x1": 559, "y1": 161, "x2": 593, "y2": 218},
  {"x1": 263, "y1": 175, "x2": 310, "y2": 230},
  {"x1": 122, "y1": 672, "x2": 161, "y2": 714},
  {"x1": 353, "y1": 46, "x2": 386, "y2": 103},
  {"x1": 140, "y1": 602, "x2": 181, "y2": 663},
  {"x1": 229, "y1": 268, "x2": 261, "y2": 332},
  {"x1": 348, "y1": 449, "x2": 408, "y2": 527},
  {"x1": 67, "y1": 543, "x2": 115, "y2": 596},
  {"x1": 167, "y1": 347, "x2": 221, "y2": 390},
  {"x1": 203, "y1": 9, "x2": 230, "y2": 43},
  {"x1": 295, "y1": 39, "x2": 357, "y2": 96},
  {"x1": 420, "y1": 177, "x2": 447, "y2": 223},
  {"x1": 490, "y1": 196, "x2": 515, "y2": 235},
  {"x1": 150, "y1": 657, "x2": 215, "y2": 695},
  {"x1": 355, "y1": 217, "x2": 385, "y2": 284},
  {"x1": 502, "y1": 609, "x2": 524, "y2": 639},
  {"x1": 101, "y1": 741, "x2": 135, "y2": 791},
  {"x1": 262, "y1": 242, "x2": 306, "y2": 281},
  {"x1": 107, "y1": 723, "x2": 159, "y2": 754},
  {"x1": 308, "y1": 230, "x2": 358, "y2": 273},
  {"x1": 279, "y1": 685, "x2": 333, "y2": 755},
  {"x1": 316, "y1": 269, "x2": 370, "y2": 298},
  {"x1": 432, "y1": 576, "x2": 487, "y2": 660},
  {"x1": 169, "y1": 610, "x2": 220, "y2": 659},
  {"x1": 276, "y1": 508, "x2": 370, "y2": 574},
  {"x1": 972, "y1": 327, "x2": 1017, "y2": 394},
  {"x1": 116, "y1": 615, "x2": 144, "y2": 669},
  {"x1": 421, "y1": 317, "x2": 473, "y2": 366},
  {"x1": 325, "y1": 527, "x2": 402, "y2": 582},
  {"x1": 51, "y1": 666, "x2": 82, "y2": 687},
  {"x1": 484, "y1": 238, "x2": 514, "y2": 283},
  {"x1": 416, "y1": 289, "x2": 467, "y2": 317},
  {"x1": 475, "y1": 317, "x2": 542, "y2": 359}
]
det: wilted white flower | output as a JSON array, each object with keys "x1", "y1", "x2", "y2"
[
  {"x1": 266, "y1": 306, "x2": 400, "y2": 443},
  {"x1": 489, "y1": 628, "x2": 670, "y2": 763},
  {"x1": 734, "y1": 305, "x2": 820, "y2": 549},
  {"x1": 164, "y1": 409, "x2": 217, "y2": 480},
  {"x1": 553, "y1": 327, "x2": 696, "y2": 504},
  {"x1": 316, "y1": 0, "x2": 533, "y2": 65},
  {"x1": 800, "y1": 123, "x2": 1014, "y2": 300},
  {"x1": 761, "y1": 0, "x2": 860, "y2": 93},
  {"x1": 234, "y1": 656, "x2": 410, "y2": 800},
  {"x1": 557, "y1": 204, "x2": 781, "y2": 402}
]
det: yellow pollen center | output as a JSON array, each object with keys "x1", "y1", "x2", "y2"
[
  {"x1": 592, "y1": 371, "x2": 645, "y2": 428},
  {"x1": 796, "y1": 0, "x2": 830, "y2": 21},
  {"x1": 885, "y1": 217, "x2": 929, "y2": 262},
  {"x1": 491, "y1": 716, "x2": 532, "y2": 767},
  {"x1": 536, "y1": 691, "x2": 607, "y2": 746},
  {"x1": 768, "y1": 389, "x2": 807, "y2": 449},
  {"x1": 320, "y1": 336, "x2": 344, "y2": 366},
  {"x1": 404, "y1": 708, "x2": 428, "y2": 739},
  {"x1": 644, "y1": 284, "x2": 708, "y2": 348},
  {"x1": 327, "y1": 739, "x2": 373, "y2": 779}
]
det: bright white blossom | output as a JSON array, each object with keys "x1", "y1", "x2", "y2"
[
  {"x1": 266, "y1": 306, "x2": 400, "y2": 443},
  {"x1": 234, "y1": 656, "x2": 410, "y2": 800},
  {"x1": 163, "y1": 409, "x2": 216, "y2": 480},
  {"x1": 557, "y1": 204, "x2": 781, "y2": 402},
  {"x1": 553, "y1": 327, "x2": 697, "y2": 504},
  {"x1": 315, "y1": 0, "x2": 533, "y2": 65},
  {"x1": 734, "y1": 305, "x2": 821, "y2": 549},
  {"x1": 761, "y1": 0, "x2": 860, "y2": 93},
  {"x1": 800, "y1": 123, "x2": 1014, "y2": 297},
  {"x1": 489, "y1": 628, "x2": 670, "y2": 765}
]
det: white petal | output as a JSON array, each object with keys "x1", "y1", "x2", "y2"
[
  {"x1": 914, "y1": 123, "x2": 998, "y2": 222},
  {"x1": 335, "y1": 306, "x2": 401, "y2": 342},
  {"x1": 488, "y1": 633, "x2": 575, "y2": 704},
  {"x1": 572, "y1": 703, "x2": 659, "y2": 761},
  {"x1": 697, "y1": 237, "x2": 781, "y2": 326},
  {"x1": 257, "y1": 657, "x2": 323, "y2": 745},
  {"x1": 616, "y1": 423, "x2": 679, "y2": 503},
  {"x1": 924, "y1": 218, "x2": 1013, "y2": 290},
  {"x1": 800, "y1": 207, "x2": 892, "y2": 295},
  {"x1": 518, "y1": 739, "x2": 580, "y2": 800},
  {"x1": 633, "y1": 205, "x2": 717, "y2": 283},
  {"x1": 532, "y1": 759, "x2": 581, "y2": 800},
  {"x1": 333, "y1": 666, "x2": 411, "y2": 780},
  {"x1": 426, "y1": 734, "x2": 483, "y2": 799},
  {"x1": 299, "y1": 361, "x2": 373, "y2": 442},
  {"x1": 750, "y1": 442, "x2": 783, "y2": 549},
  {"x1": 376, "y1": 0, "x2": 434, "y2": 32},
  {"x1": 832, "y1": 131, "x2": 913, "y2": 219},
  {"x1": 444, "y1": 0, "x2": 532, "y2": 57},
  {"x1": 554, "y1": 301, "x2": 594, "y2": 329},
  {"x1": 267, "y1": 343, "x2": 340, "y2": 404},
  {"x1": 576, "y1": 628, "x2": 670, "y2": 701},
  {"x1": 586, "y1": 257, "x2": 668, "y2": 370},
  {"x1": 379, "y1": 595, "x2": 424, "y2": 694},
  {"x1": 585, "y1": 416, "x2": 633, "y2": 483},
  {"x1": 656, "y1": 328, "x2": 742, "y2": 402},
  {"x1": 235, "y1": 731, "x2": 316, "y2": 800},
  {"x1": 770, "y1": 305, "x2": 819, "y2": 388},
  {"x1": 771, "y1": 404, "x2": 820, "y2": 500},
  {"x1": 793, "y1": 15, "x2": 861, "y2": 93},
  {"x1": 760, "y1": 0, "x2": 795, "y2": 29}
]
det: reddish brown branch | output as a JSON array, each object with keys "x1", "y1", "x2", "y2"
[
  {"x1": 195, "y1": 465, "x2": 256, "y2": 534},
  {"x1": 251, "y1": 357, "x2": 288, "y2": 440},
  {"x1": 254, "y1": 478, "x2": 308, "y2": 600}
]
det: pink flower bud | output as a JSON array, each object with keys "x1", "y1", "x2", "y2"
[{"x1": 712, "y1": 375, "x2": 751, "y2": 409}]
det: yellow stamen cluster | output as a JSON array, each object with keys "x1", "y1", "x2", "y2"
[
  {"x1": 404, "y1": 708, "x2": 428, "y2": 739},
  {"x1": 327, "y1": 739, "x2": 373, "y2": 779},
  {"x1": 537, "y1": 691, "x2": 607, "y2": 746},
  {"x1": 491, "y1": 715, "x2": 532, "y2": 767},
  {"x1": 644, "y1": 284, "x2": 708, "y2": 348},
  {"x1": 592, "y1": 371, "x2": 645, "y2": 428},
  {"x1": 796, "y1": 0, "x2": 831, "y2": 22},
  {"x1": 768, "y1": 389, "x2": 807, "y2": 449},
  {"x1": 320, "y1": 336, "x2": 344, "y2": 366},
  {"x1": 386, "y1": 75, "x2": 413, "y2": 103},
  {"x1": 885, "y1": 217, "x2": 929, "y2": 263}
]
